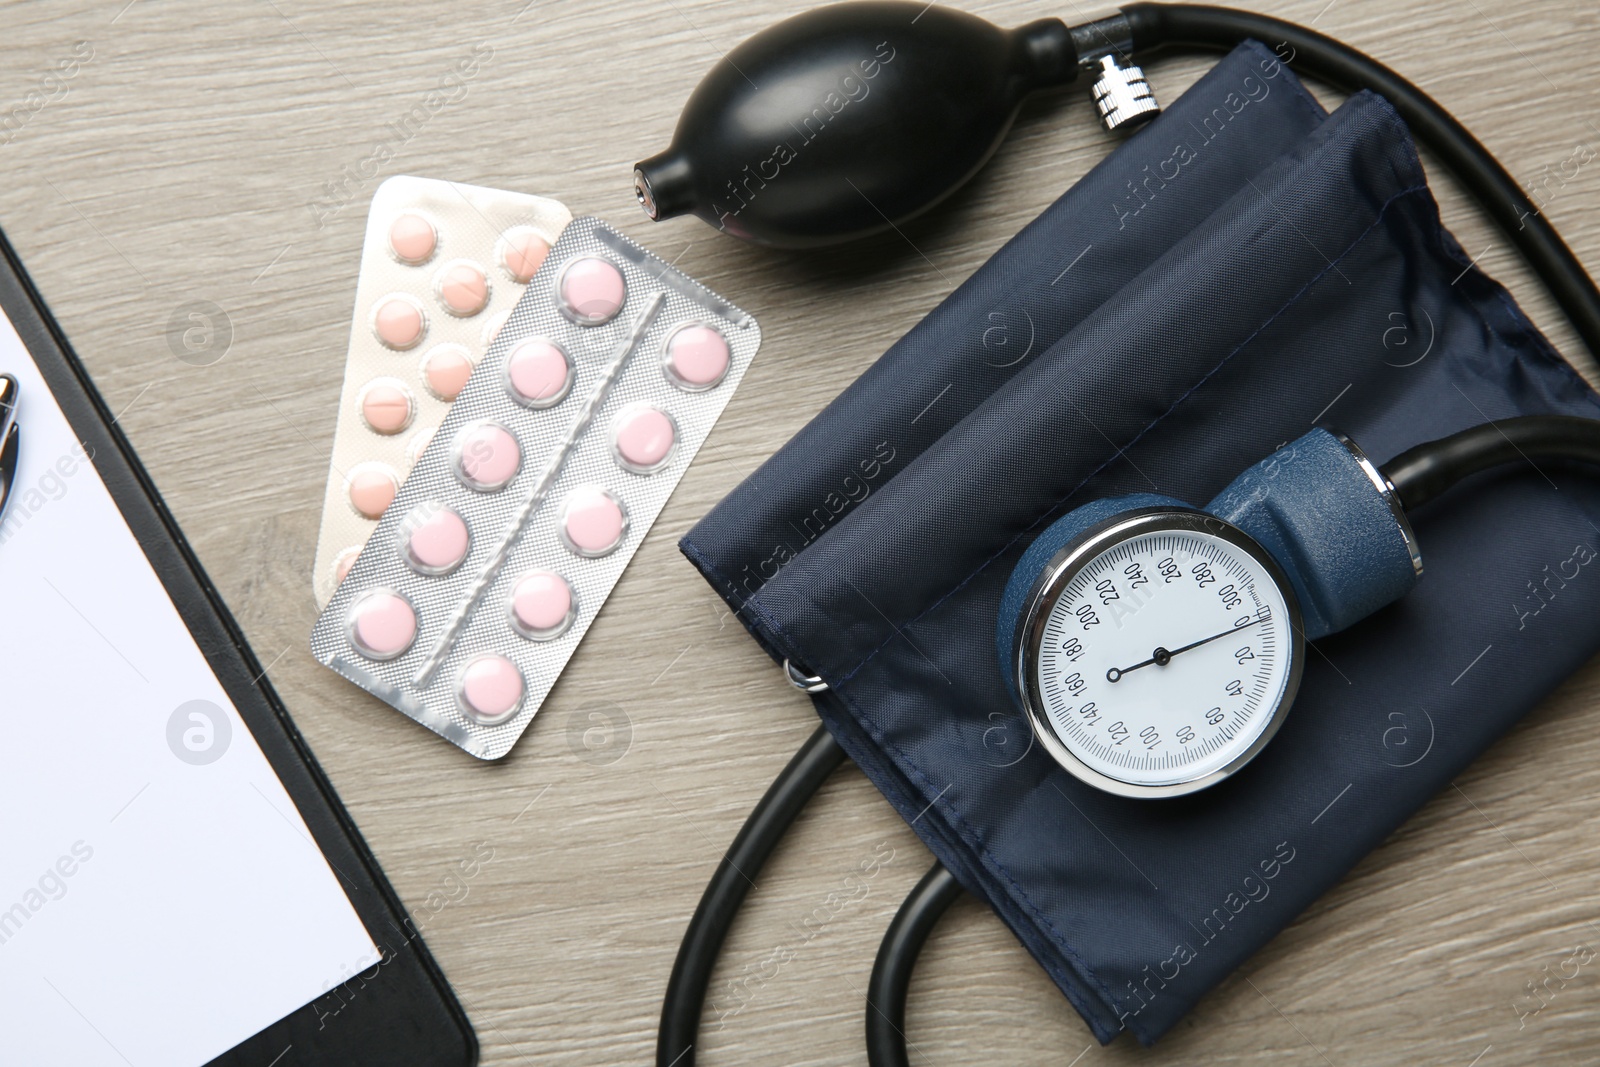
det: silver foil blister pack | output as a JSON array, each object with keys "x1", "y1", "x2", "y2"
[
  {"x1": 310, "y1": 216, "x2": 761, "y2": 758},
  {"x1": 311, "y1": 175, "x2": 571, "y2": 607}
]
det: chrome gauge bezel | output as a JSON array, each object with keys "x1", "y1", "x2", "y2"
[{"x1": 1014, "y1": 507, "x2": 1307, "y2": 799}]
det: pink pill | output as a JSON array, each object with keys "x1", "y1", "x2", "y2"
[
  {"x1": 407, "y1": 425, "x2": 437, "y2": 466},
  {"x1": 505, "y1": 339, "x2": 572, "y2": 407},
  {"x1": 500, "y1": 227, "x2": 551, "y2": 283},
  {"x1": 421, "y1": 343, "x2": 474, "y2": 401},
  {"x1": 347, "y1": 464, "x2": 398, "y2": 519},
  {"x1": 455, "y1": 422, "x2": 521, "y2": 491},
  {"x1": 333, "y1": 546, "x2": 360, "y2": 586},
  {"x1": 373, "y1": 294, "x2": 425, "y2": 350},
  {"x1": 558, "y1": 257, "x2": 626, "y2": 324},
  {"x1": 509, "y1": 570, "x2": 574, "y2": 640},
  {"x1": 360, "y1": 379, "x2": 415, "y2": 435},
  {"x1": 401, "y1": 504, "x2": 470, "y2": 576},
  {"x1": 612, "y1": 405, "x2": 676, "y2": 473},
  {"x1": 481, "y1": 308, "x2": 511, "y2": 347},
  {"x1": 457, "y1": 653, "x2": 525, "y2": 724},
  {"x1": 436, "y1": 260, "x2": 489, "y2": 317},
  {"x1": 388, "y1": 212, "x2": 437, "y2": 265},
  {"x1": 348, "y1": 590, "x2": 417, "y2": 661},
  {"x1": 664, "y1": 324, "x2": 731, "y2": 390},
  {"x1": 560, "y1": 486, "x2": 627, "y2": 557}
]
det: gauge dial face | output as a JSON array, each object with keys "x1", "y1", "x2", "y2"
[{"x1": 1022, "y1": 512, "x2": 1302, "y2": 797}]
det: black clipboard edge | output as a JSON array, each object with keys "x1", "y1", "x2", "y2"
[{"x1": 0, "y1": 228, "x2": 478, "y2": 1066}]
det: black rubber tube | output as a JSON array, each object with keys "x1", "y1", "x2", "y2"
[
  {"x1": 865, "y1": 862, "x2": 965, "y2": 1067},
  {"x1": 1121, "y1": 3, "x2": 1600, "y2": 362},
  {"x1": 657, "y1": 724, "x2": 848, "y2": 1067},
  {"x1": 1380, "y1": 415, "x2": 1600, "y2": 510}
]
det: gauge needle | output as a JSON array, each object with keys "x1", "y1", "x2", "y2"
[{"x1": 1105, "y1": 614, "x2": 1265, "y2": 682}]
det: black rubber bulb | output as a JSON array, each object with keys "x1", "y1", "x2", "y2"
[{"x1": 633, "y1": 1, "x2": 1080, "y2": 248}]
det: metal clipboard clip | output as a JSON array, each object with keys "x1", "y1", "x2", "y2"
[{"x1": 0, "y1": 374, "x2": 20, "y2": 526}]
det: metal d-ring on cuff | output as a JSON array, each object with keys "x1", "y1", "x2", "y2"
[{"x1": 783, "y1": 659, "x2": 829, "y2": 694}]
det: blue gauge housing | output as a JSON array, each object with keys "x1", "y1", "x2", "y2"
[{"x1": 998, "y1": 428, "x2": 1423, "y2": 706}]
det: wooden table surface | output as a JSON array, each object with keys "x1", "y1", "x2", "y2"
[{"x1": 5, "y1": 0, "x2": 1599, "y2": 1063}]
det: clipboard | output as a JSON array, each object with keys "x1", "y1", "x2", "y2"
[{"x1": 0, "y1": 227, "x2": 476, "y2": 1066}]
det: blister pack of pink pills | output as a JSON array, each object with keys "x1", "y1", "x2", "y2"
[
  {"x1": 310, "y1": 216, "x2": 761, "y2": 758},
  {"x1": 312, "y1": 175, "x2": 572, "y2": 607}
]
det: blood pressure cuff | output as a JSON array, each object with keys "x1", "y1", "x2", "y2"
[{"x1": 681, "y1": 43, "x2": 1600, "y2": 1045}]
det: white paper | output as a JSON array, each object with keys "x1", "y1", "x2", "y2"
[{"x1": 0, "y1": 307, "x2": 378, "y2": 1066}]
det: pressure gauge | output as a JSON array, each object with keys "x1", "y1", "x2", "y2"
[{"x1": 1012, "y1": 509, "x2": 1306, "y2": 799}]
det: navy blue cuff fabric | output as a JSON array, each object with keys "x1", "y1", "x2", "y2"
[
  {"x1": 682, "y1": 45, "x2": 1600, "y2": 1045},
  {"x1": 683, "y1": 42, "x2": 1325, "y2": 644}
]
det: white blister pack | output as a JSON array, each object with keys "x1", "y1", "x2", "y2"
[
  {"x1": 312, "y1": 175, "x2": 572, "y2": 607},
  {"x1": 310, "y1": 217, "x2": 761, "y2": 758}
]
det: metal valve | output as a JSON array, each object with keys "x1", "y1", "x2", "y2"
[{"x1": 1091, "y1": 53, "x2": 1160, "y2": 132}]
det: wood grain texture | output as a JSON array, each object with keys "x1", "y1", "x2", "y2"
[{"x1": 3, "y1": 0, "x2": 1599, "y2": 1063}]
